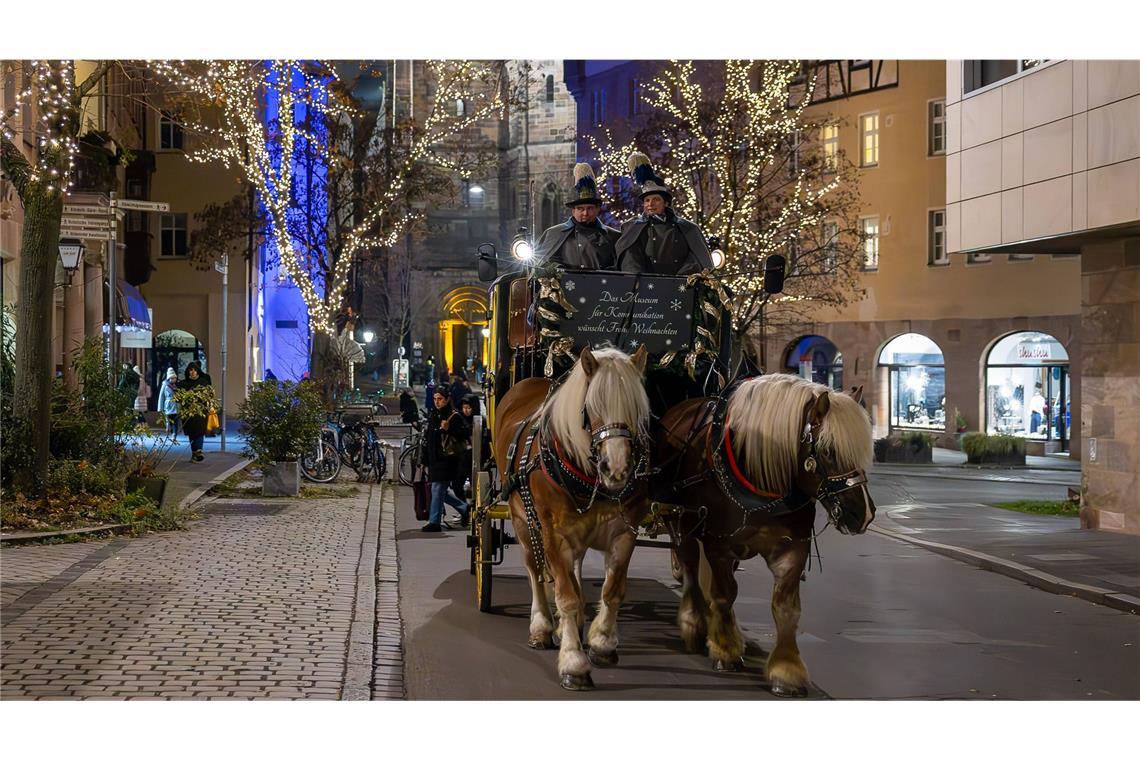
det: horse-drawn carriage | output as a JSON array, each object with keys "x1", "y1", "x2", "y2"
[{"x1": 465, "y1": 262, "x2": 876, "y2": 694}]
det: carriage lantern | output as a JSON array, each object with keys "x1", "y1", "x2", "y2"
[
  {"x1": 510, "y1": 228, "x2": 534, "y2": 262},
  {"x1": 707, "y1": 236, "x2": 725, "y2": 269}
]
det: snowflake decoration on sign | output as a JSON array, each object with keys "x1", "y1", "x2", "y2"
[
  {"x1": 678, "y1": 282, "x2": 687, "y2": 293},
  {"x1": 629, "y1": 339, "x2": 640, "y2": 348},
  {"x1": 670, "y1": 299, "x2": 682, "y2": 311},
  {"x1": 647, "y1": 282, "x2": 655, "y2": 290},
  {"x1": 564, "y1": 280, "x2": 576, "y2": 292}
]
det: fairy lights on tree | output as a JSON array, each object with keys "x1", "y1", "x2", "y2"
[
  {"x1": 591, "y1": 60, "x2": 866, "y2": 337},
  {"x1": 147, "y1": 59, "x2": 504, "y2": 337}
]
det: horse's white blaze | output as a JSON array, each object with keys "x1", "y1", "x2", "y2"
[{"x1": 598, "y1": 436, "x2": 633, "y2": 489}]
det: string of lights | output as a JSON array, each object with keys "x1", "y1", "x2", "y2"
[{"x1": 1, "y1": 61, "x2": 81, "y2": 195}]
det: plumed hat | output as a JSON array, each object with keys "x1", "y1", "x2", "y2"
[
  {"x1": 566, "y1": 162, "x2": 603, "y2": 207},
  {"x1": 628, "y1": 152, "x2": 672, "y2": 202}
]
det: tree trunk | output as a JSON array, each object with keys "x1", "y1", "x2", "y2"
[{"x1": 12, "y1": 183, "x2": 62, "y2": 492}]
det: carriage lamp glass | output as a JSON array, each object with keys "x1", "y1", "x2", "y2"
[
  {"x1": 58, "y1": 238, "x2": 86, "y2": 273},
  {"x1": 481, "y1": 326, "x2": 491, "y2": 338},
  {"x1": 362, "y1": 330, "x2": 375, "y2": 344},
  {"x1": 707, "y1": 235, "x2": 725, "y2": 269},
  {"x1": 511, "y1": 237, "x2": 534, "y2": 261}
]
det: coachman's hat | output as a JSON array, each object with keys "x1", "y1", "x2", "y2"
[
  {"x1": 628, "y1": 152, "x2": 672, "y2": 202},
  {"x1": 566, "y1": 163, "x2": 603, "y2": 207}
]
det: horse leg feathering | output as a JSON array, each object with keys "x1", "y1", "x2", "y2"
[
  {"x1": 587, "y1": 530, "x2": 635, "y2": 667},
  {"x1": 764, "y1": 544, "x2": 811, "y2": 697},
  {"x1": 704, "y1": 546, "x2": 745, "y2": 671},
  {"x1": 673, "y1": 538, "x2": 708, "y2": 654},
  {"x1": 551, "y1": 542, "x2": 593, "y2": 690}
]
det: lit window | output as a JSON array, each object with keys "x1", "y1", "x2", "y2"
[
  {"x1": 822, "y1": 221, "x2": 839, "y2": 272},
  {"x1": 456, "y1": 99, "x2": 466, "y2": 117},
  {"x1": 821, "y1": 124, "x2": 839, "y2": 173},
  {"x1": 160, "y1": 213, "x2": 188, "y2": 257},
  {"x1": 860, "y1": 113, "x2": 879, "y2": 167},
  {"x1": 929, "y1": 100, "x2": 946, "y2": 156},
  {"x1": 861, "y1": 217, "x2": 879, "y2": 270},
  {"x1": 929, "y1": 210, "x2": 947, "y2": 266}
]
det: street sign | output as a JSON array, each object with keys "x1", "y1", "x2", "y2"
[
  {"x1": 63, "y1": 203, "x2": 111, "y2": 216},
  {"x1": 113, "y1": 199, "x2": 170, "y2": 212},
  {"x1": 59, "y1": 228, "x2": 112, "y2": 241},
  {"x1": 61, "y1": 216, "x2": 114, "y2": 229}
]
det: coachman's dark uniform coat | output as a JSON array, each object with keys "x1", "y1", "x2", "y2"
[
  {"x1": 536, "y1": 217, "x2": 620, "y2": 270},
  {"x1": 615, "y1": 208, "x2": 714, "y2": 276}
]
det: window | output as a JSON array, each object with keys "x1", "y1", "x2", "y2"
[
  {"x1": 629, "y1": 78, "x2": 645, "y2": 116},
  {"x1": 463, "y1": 181, "x2": 485, "y2": 209},
  {"x1": 126, "y1": 210, "x2": 146, "y2": 233},
  {"x1": 985, "y1": 331, "x2": 1070, "y2": 447},
  {"x1": 591, "y1": 89, "x2": 606, "y2": 125},
  {"x1": 456, "y1": 99, "x2": 466, "y2": 117},
  {"x1": 822, "y1": 221, "x2": 839, "y2": 272},
  {"x1": 861, "y1": 217, "x2": 879, "y2": 270},
  {"x1": 929, "y1": 100, "x2": 946, "y2": 156},
  {"x1": 545, "y1": 75, "x2": 555, "y2": 103},
  {"x1": 788, "y1": 238, "x2": 802, "y2": 275},
  {"x1": 159, "y1": 111, "x2": 183, "y2": 150},
  {"x1": 879, "y1": 333, "x2": 946, "y2": 432},
  {"x1": 860, "y1": 113, "x2": 879, "y2": 167},
  {"x1": 928, "y1": 210, "x2": 947, "y2": 266},
  {"x1": 963, "y1": 60, "x2": 1048, "y2": 94},
  {"x1": 821, "y1": 124, "x2": 839, "y2": 173},
  {"x1": 967, "y1": 252, "x2": 992, "y2": 264},
  {"x1": 160, "y1": 213, "x2": 188, "y2": 257}
]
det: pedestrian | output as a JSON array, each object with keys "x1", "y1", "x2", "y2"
[
  {"x1": 457, "y1": 394, "x2": 490, "y2": 491},
  {"x1": 132, "y1": 365, "x2": 150, "y2": 424},
  {"x1": 178, "y1": 361, "x2": 213, "y2": 462},
  {"x1": 399, "y1": 386, "x2": 420, "y2": 424},
  {"x1": 118, "y1": 362, "x2": 141, "y2": 414},
  {"x1": 158, "y1": 367, "x2": 180, "y2": 440},
  {"x1": 422, "y1": 387, "x2": 470, "y2": 533},
  {"x1": 449, "y1": 371, "x2": 471, "y2": 411},
  {"x1": 451, "y1": 396, "x2": 478, "y2": 504},
  {"x1": 615, "y1": 152, "x2": 714, "y2": 275},
  {"x1": 534, "y1": 163, "x2": 619, "y2": 270}
]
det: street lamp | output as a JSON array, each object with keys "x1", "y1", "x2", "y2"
[{"x1": 57, "y1": 238, "x2": 86, "y2": 275}]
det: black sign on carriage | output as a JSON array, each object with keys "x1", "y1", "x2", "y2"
[{"x1": 556, "y1": 272, "x2": 696, "y2": 357}]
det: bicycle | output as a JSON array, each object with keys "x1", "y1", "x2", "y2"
[
  {"x1": 343, "y1": 418, "x2": 386, "y2": 483},
  {"x1": 398, "y1": 419, "x2": 425, "y2": 486},
  {"x1": 300, "y1": 416, "x2": 344, "y2": 483}
]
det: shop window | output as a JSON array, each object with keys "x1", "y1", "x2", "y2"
[
  {"x1": 879, "y1": 333, "x2": 945, "y2": 431},
  {"x1": 985, "y1": 331, "x2": 1070, "y2": 450}
]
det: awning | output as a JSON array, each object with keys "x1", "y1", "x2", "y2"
[{"x1": 103, "y1": 280, "x2": 152, "y2": 331}]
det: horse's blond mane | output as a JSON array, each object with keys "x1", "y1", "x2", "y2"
[
  {"x1": 725, "y1": 373, "x2": 872, "y2": 493},
  {"x1": 540, "y1": 347, "x2": 650, "y2": 470}
]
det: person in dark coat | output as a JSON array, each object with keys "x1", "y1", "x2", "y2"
[
  {"x1": 535, "y1": 163, "x2": 619, "y2": 270},
  {"x1": 399, "y1": 387, "x2": 420, "y2": 424},
  {"x1": 615, "y1": 152, "x2": 713, "y2": 276},
  {"x1": 422, "y1": 387, "x2": 470, "y2": 532},
  {"x1": 449, "y1": 372, "x2": 471, "y2": 411},
  {"x1": 178, "y1": 361, "x2": 213, "y2": 462}
]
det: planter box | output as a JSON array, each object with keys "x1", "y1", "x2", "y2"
[
  {"x1": 874, "y1": 439, "x2": 933, "y2": 464},
  {"x1": 126, "y1": 475, "x2": 167, "y2": 506},
  {"x1": 262, "y1": 461, "x2": 300, "y2": 497}
]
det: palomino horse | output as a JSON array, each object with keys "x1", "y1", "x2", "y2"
[
  {"x1": 655, "y1": 373, "x2": 874, "y2": 696},
  {"x1": 494, "y1": 345, "x2": 651, "y2": 690}
]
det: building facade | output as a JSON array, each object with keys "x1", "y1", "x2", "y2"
[
  {"x1": 944, "y1": 59, "x2": 1140, "y2": 534},
  {"x1": 568, "y1": 59, "x2": 1084, "y2": 456}
]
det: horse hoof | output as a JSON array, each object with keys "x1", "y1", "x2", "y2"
[
  {"x1": 559, "y1": 672, "x2": 595, "y2": 691},
  {"x1": 713, "y1": 658, "x2": 744, "y2": 673},
  {"x1": 770, "y1": 679, "x2": 808, "y2": 698},
  {"x1": 587, "y1": 648, "x2": 619, "y2": 667},
  {"x1": 528, "y1": 635, "x2": 553, "y2": 650}
]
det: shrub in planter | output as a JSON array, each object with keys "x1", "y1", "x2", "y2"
[
  {"x1": 238, "y1": 379, "x2": 324, "y2": 496},
  {"x1": 961, "y1": 432, "x2": 1026, "y2": 465},
  {"x1": 874, "y1": 431, "x2": 934, "y2": 463}
]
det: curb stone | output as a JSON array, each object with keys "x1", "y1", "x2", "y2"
[{"x1": 869, "y1": 523, "x2": 1140, "y2": 615}]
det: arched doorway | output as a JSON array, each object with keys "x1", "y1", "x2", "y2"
[
  {"x1": 984, "y1": 331, "x2": 1070, "y2": 451},
  {"x1": 149, "y1": 329, "x2": 206, "y2": 410},
  {"x1": 878, "y1": 332, "x2": 945, "y2": 431},
  {"x1": 783, "y1": 335, "x2": 843, "y2": 390},
  {"x1": 438, "y1": 286, "x2": 489, "y2": 381}
]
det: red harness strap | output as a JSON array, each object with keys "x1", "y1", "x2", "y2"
[
  {"x1": 713, "y1": 414, "x2": 783, "y2": 500},
  {"x1": 541, "y1": 433, "x2": 598, "y2": 489}
]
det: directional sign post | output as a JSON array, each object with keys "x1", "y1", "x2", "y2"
[{"x1": 113, "y1": 199, "x2": 170, "y2": 213}]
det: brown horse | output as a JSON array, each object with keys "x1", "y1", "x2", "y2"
[
  {"x1": 655, "y1": 373, "x2": 875, "y2": 696},
  {"x1": 494, "y1": 345, "x2": 651, "y2": 690}
]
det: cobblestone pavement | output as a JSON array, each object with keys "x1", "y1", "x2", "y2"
[{"x1": 1, "y1": 481, "x2": 403, "y2": 700}]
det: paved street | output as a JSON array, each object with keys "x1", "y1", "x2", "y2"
[
  {"x1": 399, "y1": 466, "x2": 1139, "y2": 700},
  {"x1": 1, "y1": 479, "x2": 399, "y2": 700}
]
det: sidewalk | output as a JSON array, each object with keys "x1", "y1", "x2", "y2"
[{"x1": 872, "y1": 499, "x2": 1140, "y2": 614}]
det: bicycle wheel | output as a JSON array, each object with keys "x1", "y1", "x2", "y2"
[
  {"x1": 301, "y1": 441, "x2": 341, "y2": 483},
  {"x1": 373, "y1": 442, "x2": 386, "y2": 482},
  {"x1": 399, "y1": 445, "x2": 418, "y2": 486}
]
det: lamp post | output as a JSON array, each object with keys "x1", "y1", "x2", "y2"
[{"x1": 57, "y1": 238, "x2": 86, "y2": 278}]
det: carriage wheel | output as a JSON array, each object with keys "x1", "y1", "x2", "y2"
[{"x1": 474, "y1": 511, "x2": 493, "y2": 612}]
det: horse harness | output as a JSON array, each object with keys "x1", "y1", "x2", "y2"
[
  {"x1": 501, "y1": 388, "x2": 647, "y2": 579},
  {"x1": 658, "y1": 385, "x2": 868, "y2": 541}
]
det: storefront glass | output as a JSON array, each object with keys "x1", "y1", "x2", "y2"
[
  {"x1": 784, "y1": 335, "x2": 843, "y2": 390},
  {"x1": 985, "y1": 331, "x2": 1069, "y2": 449},
  {"x1": 880, "y1": 333, "x2": 945, "y2": 431}
]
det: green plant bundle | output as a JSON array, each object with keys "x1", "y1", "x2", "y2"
[
  {"x1": 961, "y1": 432, "x2": 1026, "y2": 458},
  {"x1": 238, "y1": 379, "x2": 324, "y2": 466},
  {"x1": 881, "y1": 431, "x2": 934, "y2": 448},
  {"x1": 49, "y1": 338, "x2": 135, "y2": 468},
  {"x1": 173, "y1": 385, "x2": 217, "y2": 419}
]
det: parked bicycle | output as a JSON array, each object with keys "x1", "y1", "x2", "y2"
[{"x1": 398, "y1": 419, "x2": 425, "y2": 486}]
